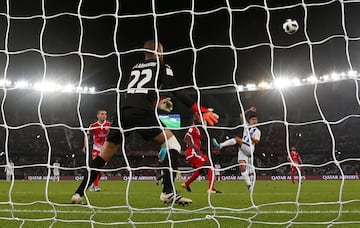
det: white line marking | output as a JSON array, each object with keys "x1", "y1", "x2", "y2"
[{"x1": 0, "y1": 209, "x2": 360, "y2": 214}]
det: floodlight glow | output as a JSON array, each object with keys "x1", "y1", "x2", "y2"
[
  {"x1": 76, "y1": 86, "x2": 86, "y2": 93},
  {"x1": 0, "y1": 79, "x2": 11, "y2": 86},
  {"x1": 306, "y1": 76, "x2": 318, "y2": 83},
  {"x1": 274, "y1": 78, "x2": 291, "y2": 88},
  {"x1": 258, "y1": 81, "x2": 272, "y2": 89},
  {"x1": 34, "y1": 81, "x2": 58, "y2": 92},
  {"x1": 348, "y1": 70, "x2": 357, "y2": 77},
  {"x1": 89, "y1": 87, "x2": 95, "y2": 93},
  {"x1": 322, "y1": 74, "x2": 330, "y2": 81},
  {"x1": 246, "y1": 83, "x2": 256, "y2": 91},
  {"x1": 62, "y1": 84, "x2": 75, "y2": 93},
  {"x1": 14, "y1": 80, "x2": 30, "y2": 88},
  {"x1": 236, "y1": 85, "x2": 244, "y2": 92},
  {"x1": 330, "y1": 72, "x2": 339, "y2": 80},
  {"x1": 292, "y1": 78, "x2": 301, "y2": 86}
]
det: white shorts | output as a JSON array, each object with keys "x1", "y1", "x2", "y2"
[{"x1": 237, "y1": 143, "x2": 252, "y2": 161}]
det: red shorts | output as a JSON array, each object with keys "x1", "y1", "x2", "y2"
[
  {"x1": 186, "y1": 151, "x2": 209, "y2": 168},
  {"x1": 92, "y1": 149, "x2": 100, "y2": 159},
  {"x1": 290, "y1": 165, "x2": 301, "y2": 172}
]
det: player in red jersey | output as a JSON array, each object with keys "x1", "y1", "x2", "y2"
[
  {"x1": 83, "y1": 110, "x2": 111, "y2": 191},
  {"x1": 181, "y1": 115, "x2": 222, "y2": 194},
  {"x1": 288, "y1": 146, "x2": 303, "y2": 184}
]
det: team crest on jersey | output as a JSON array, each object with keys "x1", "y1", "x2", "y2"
[{"x1": 166, "y1": 66, "x2": 174, "y2": 76}]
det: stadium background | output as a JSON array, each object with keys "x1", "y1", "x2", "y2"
[{"x1": 0, "y1": 1, "x2": 359, "y2": 182}]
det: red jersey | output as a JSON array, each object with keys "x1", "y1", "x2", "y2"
[
  {"x1": 88, "y1": 121, "x2": 111, "y2": 151},
  {"x1": 185, "y1": 126, "x2": 201, "y2": 156},
  {"x1": 290, "y1": 151, "x2": 301, "y2": 164}
]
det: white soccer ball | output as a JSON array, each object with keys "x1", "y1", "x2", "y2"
[{"x1": 283, "y1": 19, "x2": 298, "y2": 35}]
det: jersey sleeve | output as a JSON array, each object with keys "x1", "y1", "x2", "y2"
[
  {"x1": 253, "y1": 129, "x2": 261, "y2": 141},
  {"x1": 185, "y1": 127, "x2": 194, "y2": 137},
  {"x1": 160, "y1": 64, "x2": 195, "y2": 108}
]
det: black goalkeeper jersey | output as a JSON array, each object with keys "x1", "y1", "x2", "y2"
[{"x1": 122, "y1": 59, "x2": 194, "y2": 111}]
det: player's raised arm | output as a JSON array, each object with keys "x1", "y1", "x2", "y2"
[
  {"x1": 160, "y1": 71, "x2": 219, "y2": 126},
  {"x1": 250, "y1": 136, "x2": 260, "y2": 145},
  {"x1": 240, "y1": 106, "x2": 256, "y2": 123}
]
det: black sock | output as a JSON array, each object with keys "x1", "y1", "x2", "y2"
[
  {"x1": 162, "y1": 149, "x2": 179, "y2": 194},
  {"x1": 75, "y1": 156, "x2": 106, "y2": 196}
]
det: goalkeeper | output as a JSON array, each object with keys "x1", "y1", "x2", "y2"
[{"x1": 72, "y1": 40, "x2": 219, "y2": 205}]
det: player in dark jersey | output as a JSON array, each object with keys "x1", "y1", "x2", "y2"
[{"x1": 71, "y1": 40, "x2": 219, "y2": 205}]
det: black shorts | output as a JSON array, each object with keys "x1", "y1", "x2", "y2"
[{"x1": 106, "y1": 108, "x2": 165, "y2": 144}]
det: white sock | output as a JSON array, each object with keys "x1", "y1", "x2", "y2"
[
  {"x1": 249, "y1": 174, "x2": 253, "y2": 183},
  {"x1": 220, "y1": 138, "x2": 237, "y2": 149},
  {"x1": 241, "y1": 171, "x2": 251, "y2": 186}
]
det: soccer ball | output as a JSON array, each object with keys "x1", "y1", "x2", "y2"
[{"x1": 283, "y1": 19, "x2": 298, "y2": 35}]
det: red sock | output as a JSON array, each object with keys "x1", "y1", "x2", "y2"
[
  {"x1": 185, "y1": 170, "x2": 200, "y2": 186},
  {"x1": 291, "y1": 172, "x2": 295, "y2": 184},
  {"x1": 94, "y1": 172, "x2": 102, "y2": 187},
  {"x1": 208, "y1": 168, "x2": 215, "y2": 190}
]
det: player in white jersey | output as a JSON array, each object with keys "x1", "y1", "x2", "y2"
[
  {"x1": 5, "y1": 160, "x2": 14, "y2": 181},
  {"x1": 213, "y1": 106, "x2": 260, "y2": 190},
  {"x1": 53, "y1": 160, "x2": 60, "y2": 182}
]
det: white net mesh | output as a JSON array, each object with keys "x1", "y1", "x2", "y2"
[{"x1": 1, "y1": 0, "x2": 360, "y2": 227}]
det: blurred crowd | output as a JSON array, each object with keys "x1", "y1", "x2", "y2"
[
  {"x1": 1, "y1": 82, "x2": 360, "y2": 178},
  {"x1": 1, "y1": 118, "x2": 360, "y2": 178}
]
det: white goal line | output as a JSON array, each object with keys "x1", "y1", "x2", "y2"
[{"x1": 0, "y1": 209, "x2": 359, "y2": 215}]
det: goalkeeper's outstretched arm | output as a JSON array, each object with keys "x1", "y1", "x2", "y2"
[{"x1": 161, "y1": 74, "x2": 219, "y2": 126}]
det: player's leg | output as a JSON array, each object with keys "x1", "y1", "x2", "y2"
[
  {"x1": 91, "y1": 149, "x2": 102, "y2": 191},
  {"x1": 182, "y1": 156, "x2": 202, "y2": 192},
  {"x1": 238, "y1": 148, "x2": 252, "y2": 190},
  {"x1": 239, "y1": 144, "x2": 254, "y2": 190},
  {"x1": 72, "y1": 141, "x2": 119, "y2": 204},
  {"x1": 212, "y1": 136, "x2": 242, "y2": 149},
  {"x1": 207, "y1": 167, "x2": 222, "y2": 193},
  {"x1": 290, "y1": 166, "x2": 295, "y2": 184},
  {"x1": 206, "y1": 163, "x2": 221, "y2": 193},
  {"x1": 182, "y1": 170, "x2": 199, "y2": 192},
  {"x1": 93, "y1": 172, "x2": 103, "y2": 191},
  {"x1": 202, "y1": 155, "x2": 221, "y2": 193},
  {"x1": 239, "y1": 159, "x2": 252, "y2": 190},
  {"x1": 153, "y1": 129, "x2": 192, "y2": 205},
  {"x1": 156, "y1": 148, "x2": 166, "y2": 185},
  {"x1": 247, "y1": 156, "x2": 255, "y2": 184}
]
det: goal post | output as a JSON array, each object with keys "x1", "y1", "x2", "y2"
[{"x1": 1, "y1": 0, "x2": 360, "y2": 227}]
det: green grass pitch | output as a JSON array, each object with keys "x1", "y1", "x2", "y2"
[{"x1": 0, "y1": 180, "x2": 359, "y2": 227}]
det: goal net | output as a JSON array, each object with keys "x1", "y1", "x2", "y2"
[{"x1": 1, "y1": 0, "x2": 360, "y2": 227}]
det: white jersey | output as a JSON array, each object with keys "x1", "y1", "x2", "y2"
[
  {"x1": 5, "y1": 162, "x2": 14, "y2": 176},
  {"x1": 241, "y1": 126, "x2": 261, "y2": 153},
  {"x1": 238, "y1": 126, "x2": 261, "y2": 161},
  {"x1": 53, "y1": 162, "x2": 60, "y2": 176}
]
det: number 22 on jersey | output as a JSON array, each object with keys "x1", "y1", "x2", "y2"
[{"x1": 127, "y1": 69, "x2": 152, "y2": 94}]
